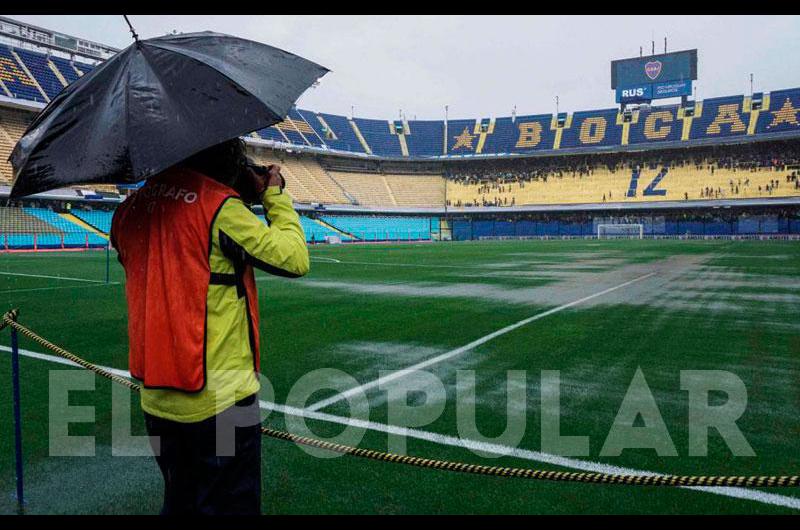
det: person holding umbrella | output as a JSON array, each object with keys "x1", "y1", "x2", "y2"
[{"x1": 9, "y1": 29, "x2": 328, "y2": 515}]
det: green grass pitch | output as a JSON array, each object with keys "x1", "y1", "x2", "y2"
[{"x1": 1, "y1": 239, "x2": 799, "y2": 514}]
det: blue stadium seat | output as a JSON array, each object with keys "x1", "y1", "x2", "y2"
[
  {"x1": 0, "y1": 45, "x2": 46, "y2": 102},
  {"x1": 482, "y1": 114, "x2": 555, "y2": 154},
  {"x1": 560, "y1": 109, "x2": 622, "y2": 149},
  {"x1": 316, "y1": 112, "x2": 365, "y2": 153},
  {"x1": 756, "y1": 88, "x2": 800, "y2": 135},
  {"x1": 629, "y1": 104, "x2": 682, "y2": 144},
  {"x1": 299, "y1": 216, "x2": 352, "y2": 242},
  {"x1": 48, "y1": 55, "x2": 81, "y2": 85},
  {"x1": 255, "y1": 126, "x2": 288, "y2": 143},
  {"x1": 72, "y1": 209, "x2": 113, "y2": 234},
  {"x1": 256, "y1": 214, "x2": 351, "y2": 243},
  {"x1": 406, "y1": 120, "x2": 444, "y2": 157},
  {"x1": 689, "y1": 95, "x2": 747, "y2": 140},
  {"x1": 354, "y1": 118, "x2": 402, "y2": 157},
  {"x1": 287, "y1": 108, "x2": 325, "y2": 147},
  {"x1": 14, "y1": 48, "x2": 65, "y2": 100},
  {"x1": 446, "y1": 119, "x2": 478, "y2": 154},
  {"x1": 320, "y1": 216, "x2": 432, "y2": 241},
  {"x1": 23, "y1": 208, "x2": 106, "y2": 247},
  {"x1": 72, "y1": 61, "x2": 95, "y2": 76}
]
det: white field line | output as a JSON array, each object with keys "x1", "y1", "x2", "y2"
[
  {"x1": 307, "y1": 257, "x2": 623, "y2": 271},
  {"x1": 310, "y1": 257, "x2": 342, "y2": 263},
  {"x1": 0, "y1": 345, "x2": 131, "y2": 379},
  {"x1": 1, "y1": 345, "x2": 798, "y2": 511},
  {"x1": 0, "y1": 271, "x2": 107, "y2": 284},
  {"x1": 310, "y1": 258, "x2": 468, "y2": 269},
  {"x1": 262, "y1": 401, "x2": 800, "y2": 511},
  {"x1": 0, "y1": 282, "x2": 120, "y2": 295},
  {"x1": 306, "y1": 271, "x2": 657, "y2": 412}
]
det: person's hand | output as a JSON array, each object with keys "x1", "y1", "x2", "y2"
[
  {"x1": 265, "y1": 164, "x2": 285, "y2": 189},
  {"x1": 245, "y1": 164, "x2": 284, "y2": 199},
  {"x1": 244, "y1": 166, "x2": 268, "y2": 198}
]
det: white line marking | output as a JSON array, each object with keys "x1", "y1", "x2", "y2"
[
  {"x1": 306, "y1": 271, "x2": 657, "y2": 412},
  {"x1": 306, "y1": 257, "x2": 610, "y2": 271},
  {"x1": 310, "y1": 257, "x2": 342, "y2": 263},
  {"x1": 3, "y1": 345, "x2": 798, "y2": 511},
  {"x1": 0, "y1": 282, "x2": 120, "y2": 295},
  {"x1": 262, "y1": 401, "x2": 800, "y2": 512},
  {"x1": 0, "y1": 271, "x2": 107, "y2": 284},
  {"x1": 310, "y1": 258, "x2": 464, "y2": 269},
  {"x1": 0, "y1": 345, "x2": 131, "y2": 379}
]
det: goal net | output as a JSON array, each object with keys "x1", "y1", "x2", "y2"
[{"x1": 597, "y1": 223, "x2": 644, "y2": 239}]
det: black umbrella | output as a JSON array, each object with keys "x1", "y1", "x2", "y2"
[{"x1": 9, "y1": 31, "x2": 328, "y2": 198}]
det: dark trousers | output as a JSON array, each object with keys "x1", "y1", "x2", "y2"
[{"x1": 144, "y1": 394, "x2": 262, "y2": 515}]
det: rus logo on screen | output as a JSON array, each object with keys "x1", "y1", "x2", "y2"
[{"x1": 644, "y1": 61, "x2": 662, "y2": 80}]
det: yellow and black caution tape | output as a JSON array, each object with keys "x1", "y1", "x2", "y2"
[{"x1": 3, "y1": 309, "x2": 799, "y2": 489}]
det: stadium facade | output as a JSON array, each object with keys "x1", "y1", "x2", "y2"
[{"x1": 1, "y1": 17, "x2": 800, "y2": 248}]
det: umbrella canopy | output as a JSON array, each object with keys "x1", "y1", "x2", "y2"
[{"x1": 9, "y1": 31, "x2": 328, "y2": 198}]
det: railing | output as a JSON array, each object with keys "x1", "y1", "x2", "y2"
[
  {"x1": 306, "y1": 230, "x2": 433, "y2": 244},
  {"x1": 0, "y1": 232, "x2": 107, "y2": 252}
]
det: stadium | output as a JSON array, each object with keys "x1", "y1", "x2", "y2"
[{"x1": 1, "y1": 14, "x2": 800, "y2": 515}]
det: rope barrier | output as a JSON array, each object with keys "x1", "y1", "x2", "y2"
[{"x1": 3, "y1": 309, "x2": 799, "y2": 489}]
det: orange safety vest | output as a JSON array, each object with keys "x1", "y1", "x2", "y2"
[{"x1": 112, "y1": 168, "x2": 260, "y2": 392}]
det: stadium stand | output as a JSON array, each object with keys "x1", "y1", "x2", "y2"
[
  {"x1": 1, "y1": 36, "x2": 800, "y2": 245},
  {"x1": 628, "y1": 105, "x2": 683, "y2": 145},
  {"x1": 315, "y1": 113, "x2": 366, "y2": 153},
  {"x1": 250, "y1": 150, "x2": 352, "y2": 205},
  {"x1": 450, "y1": 208, "x2": 800, "y2": 239},
  {"x1": 1, "y1": 206, "x2": 59, "y2": 233},
  {"x1": 756, "y1": 88, "x2": 800, "y2": 134},
  {"x1": 384, "y1": 173, "x2": 445, "y2": 207},
  {"x1": 71, "y1": 60, "x2": 94, "y2": 77},
  {"x1": 0, "y1": 207, "x2": 57, "y2": 249},
  {"x1": 482, "y1": 114, "x2": 556, "y2": 155},
  {"x1": 273, "y1": 118, "x2": 307, "y2": 145},
  {"x1": 254, "y1": 124, "x2": 288, "y2": 144},
  {"x1": 0, "y1": 106, "x2": 32, "y2": 184},
  {"x1": 353, "y1": 118, "x2": 403, "y2": 157},
  {"x1": 406, "y1": 120, "x2": 444, "y2": 157},
  {"x1": 0, "y1": 45, "x2": 46, "y2": 102},
  {"x1": 299, "y1": 216, "x2": 353, "y2": 243},
  {"x1": 560, "y1": 108, "x2": 623, "y2": 149},
  {"x1": 0, "y1": 206, "x2": 106, "y2": 248},
  {"x1": 445, "y1": 142, "x2": 800, "y2": 207},
  {"x1": 0, "y1": 38, "x2": 798, "y2": 158},
  {"x1": 24, "y1": 207, "x2": 101, "y2": 238},
  {"x1": 446, "y1": 119, "x2": 478, "y2": 154},
  {"x1": 320, "y1": 215, "x2": 432, "y2": 241},
  {"x1": 286, "y1": 108, "x2": 326, "y2": 148},
  {"x1": 325, "y1": 171, "x2": 395, "y2": 206},
  {"x1": 14, "y1": 47, "x2": 66, "y2": 100},
  {"x1": 71, "y1": 209, "x2": 113, "y2": 234},
  {"x1": 689, "y1": 95, "x2": 748, "y2": 140},
  {"x1": 256, "y1": 213, "x2": 353, "y2": 243},
  {"x1": 48, "y1": 55, "x2": 81, "y2": 84},
  {"x1": 1, "y1": 40, "x2": 799, "y2": 160}
]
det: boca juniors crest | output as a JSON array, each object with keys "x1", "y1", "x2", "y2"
[{"x1": 644, "y1": 61, "x2": 662, "y2": 81}]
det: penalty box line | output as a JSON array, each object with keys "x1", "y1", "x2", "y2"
[
  {"x1": 305, "y1": 271, "x2": 657, "y2": 413},
  {"x1": 1, "y1": 345, "x2": 798, "y2": 511}
]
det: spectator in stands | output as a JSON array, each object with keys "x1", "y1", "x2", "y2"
[
  {"x1": 444, "y1": 140, "x2": 800, "y2": 207},
  {"x1": 111, "y1": 139, "x2": 309, "y2": 515}
]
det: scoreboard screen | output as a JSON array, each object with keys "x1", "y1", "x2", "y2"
[
  {"x1": 611, "y1": 49, "x2": 697, "y2": 104},
  {"x1": 611, "y1": 49, "x2": 697, "y2": 89}
]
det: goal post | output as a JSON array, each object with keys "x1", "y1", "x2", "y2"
[{"x1": 597, "y1": 223, "x2": 644, "y2": 239}]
